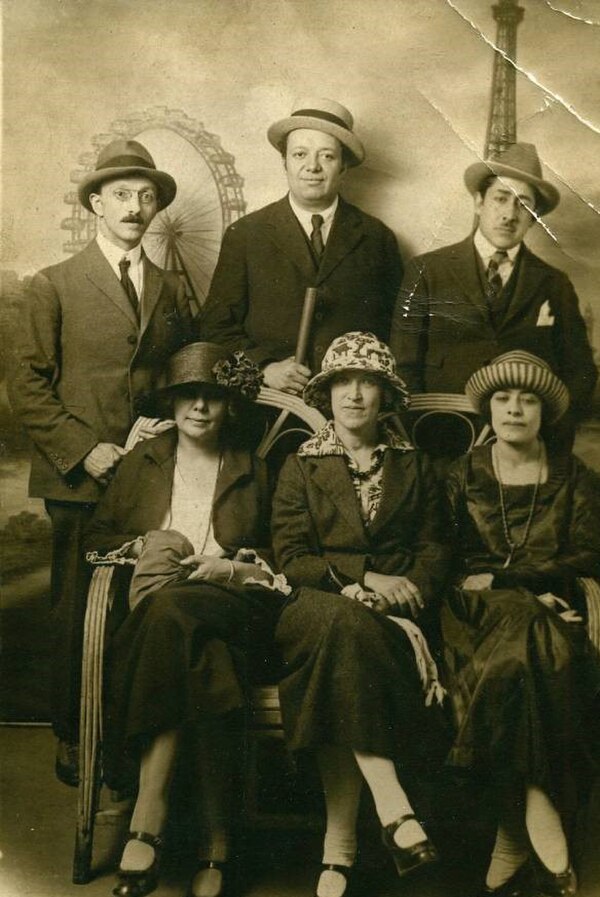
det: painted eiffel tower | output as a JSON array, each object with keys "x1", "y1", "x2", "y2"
[{"x1": 484, "y1": 0, "x2": 525, "y2": 157}]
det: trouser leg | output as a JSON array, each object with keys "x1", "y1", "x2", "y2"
[{"x1": 45, "y1": 499, "x2": 95, "y2": 742}]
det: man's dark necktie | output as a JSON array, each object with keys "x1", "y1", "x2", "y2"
[
  {"x1": 118, "y1": 256, "x2": 140, "y2": 322},
  {"x1": 310, "y1": 214, "x2": 325, "y2": 260}
]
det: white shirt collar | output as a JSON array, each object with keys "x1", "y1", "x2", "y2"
[
  {"x1": 474, "y1": 228, "x2": 521, "y2": 264},
  {"x1": 96, "y1": 232, "x2": 143, "y2": 274},
  {"x1": 288, "y1": 194, "x2": 339, "y2": 242}
]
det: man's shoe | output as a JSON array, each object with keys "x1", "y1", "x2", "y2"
[{"x1": 55, "y1": 739, "x2": 79, "y2": 787}]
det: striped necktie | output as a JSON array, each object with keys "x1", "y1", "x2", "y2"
[{"x1": 487, "y1": 249, "x2": 509, "y2": 296}]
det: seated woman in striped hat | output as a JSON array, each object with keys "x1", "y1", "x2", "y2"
[{"x1": 442, "y1": 350, "x2": 600, "y2": 897}]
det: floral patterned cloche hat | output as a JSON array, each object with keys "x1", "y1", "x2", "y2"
[{"x1": 303, "y1": 331, "x2": 410, "y2": 413}]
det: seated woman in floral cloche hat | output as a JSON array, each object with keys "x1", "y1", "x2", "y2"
[{"x1": 271, "y1": 331, "x2": 451, "y2": 897}]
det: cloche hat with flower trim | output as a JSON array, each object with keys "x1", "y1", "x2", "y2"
[
  {"x1": 465, "y1": 350, "x2": 569, "y2": 424},
  {"x1": 303, "y1": 331, "x2": 410, "y2": 413}
]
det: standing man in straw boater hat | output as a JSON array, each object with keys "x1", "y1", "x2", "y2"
[
  {"x1": 202, "y1": 96, "x2": 402, "y2": 395},
  {"x1": 390, "y1": 142, "x2": 597, "y2": 450},
  {"x1": 9, "y1": 139, "x2": 195, "y2": 785}
]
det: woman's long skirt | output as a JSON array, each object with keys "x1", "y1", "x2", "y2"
[
  {"x1": 275, "y1": 588, "x2": 446, "y2": 767},
  {"x1": 441, "y1": 587, "x2": 596, "y2": 807},
  {"x1": 103, "y1": 579, "x2": 284, "y2": 790}
]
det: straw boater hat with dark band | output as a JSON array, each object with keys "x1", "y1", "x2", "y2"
[
  {"x1": 464, "y1": 142, "x2": 560, "y2": 216},
  {"x1": 267, "y1": 96, "x2": 365, "y2": 167},
  {"x1": 303, "y1": 331, "x2": 410, "y2": 412},
  {"x1": 465, "y1": 350, "x2": 569, "y2": 424},
  {"x1": 78, "y1": 138, "x2": 177, "y2": 213}
]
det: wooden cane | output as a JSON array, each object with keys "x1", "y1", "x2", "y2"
[{"x1": 295, "y1": 287, "x2": 318, "y2": 365}]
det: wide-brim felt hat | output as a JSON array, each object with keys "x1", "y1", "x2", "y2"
[
  {"x1": 464, "y1": 142, "x2": 560, "y2": 215},
  {"x1": 78, "y1": 139, "x2": 177, "y2": 212},
  {"x1": 267, "y1": 96, "x2": 365, "y2": 167},
  {"x1": 465, "y1": 349, "x2": 569, "y2": 424},
  {"x1": 303, "y1": 331, "x2": 410, "y2": 411}
]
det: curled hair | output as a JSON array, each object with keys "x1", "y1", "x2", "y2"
[{"x1": 478, "y1": 173, "x2": 541, "y2": 215}]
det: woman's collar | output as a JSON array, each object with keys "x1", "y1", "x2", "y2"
[{"x1": 298, "y1": 419, "x2": 413, "y2": 458}]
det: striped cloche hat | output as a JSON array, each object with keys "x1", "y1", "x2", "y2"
[{"x1": 465, "y1": 350, "x2": 569, "y2": 423}]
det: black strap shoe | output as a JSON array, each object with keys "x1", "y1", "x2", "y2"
[
  {"x1": 113, "y1": 831, "x2": 163, "y2": 897},
  {"x1": 381, "y1": 813, "x2": 438, "y2": 878}
]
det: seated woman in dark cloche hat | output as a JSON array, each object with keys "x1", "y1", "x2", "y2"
[{"x1": 85, "y1": 342, "x2": 289, "y2": 897}]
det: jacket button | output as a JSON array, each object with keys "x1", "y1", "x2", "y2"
[
  {"x1": 314, "y1": 311, "x2": 323, "y2": 322},
  {"x1": 127, "y1": 334, "x2": 137, "y2": 345}
]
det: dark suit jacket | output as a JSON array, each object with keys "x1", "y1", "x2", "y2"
[
  {"x1": 390, "y1": 236, "x2": 597, "y2": 421},
  {"x1": 201, "y1": 195, "x2": 402, "y2": 374},
  {"x1": 9, "y1": 241, "x2": 195, "y2": 502},
  {"x1": 85, "y1": 429, "x2": 271, "y2": 556},
  {"x1": 271, "y1": 448, "x2": 449, "y2": 615}
]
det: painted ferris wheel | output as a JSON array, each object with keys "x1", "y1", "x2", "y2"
[{"x1": 61, "y1": 106, "x2": 246, "y2": 311}]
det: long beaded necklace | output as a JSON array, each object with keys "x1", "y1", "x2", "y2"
[{"x1": 491, "y1": 441, "x2": 544, "y2": 568}]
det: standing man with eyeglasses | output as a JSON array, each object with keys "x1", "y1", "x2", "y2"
[{"x1": 9, "y1": 139, "x2": 195, "y2": 785}]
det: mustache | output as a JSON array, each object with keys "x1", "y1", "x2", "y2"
[{"x1": 121, "y1": 214, "x2": 144, "y2": 224}]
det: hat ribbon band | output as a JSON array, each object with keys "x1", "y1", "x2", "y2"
[
  {"x1": 96, "y1": 154, "x2": 156, "y2": 171},
  {"x1": 292, "y1": 108, "x2": 350, "y2": 131}
]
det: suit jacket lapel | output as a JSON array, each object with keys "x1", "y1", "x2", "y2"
[
  {"x1": 140, "y1": 256, "x2": 164, "y2": 334},
  {"x1": 500, "y1": 245, "x2": 549, "y2": 330},
  {"x1": 446, "y1": 237, "x2": 492, "y2": 323},
  {"x1": 83, "y1": 241, "x2": 138, "y2": 328},
  {"x1": 369, "y1": 451, "x2": 414, "y2": 537},
  {"x1": 308, "y1": 456, "x2": 369, "y2": 543},
  {"x1": 213, "y1": 447, "x2": 253, "y2": 508},
  {"x1": 316, "y1": 199, "x2": 364, "y2": 285},
  {"x1": 264, "y1": 197, "x2": 317, "y2": 284}
]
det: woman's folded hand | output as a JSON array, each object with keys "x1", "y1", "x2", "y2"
[
  {"x1": 537, "y1": 592, "x2": 583, "y2": 624},
  {"x1": 364, "y1": 572, "x2": 423, "y2": 618},
  {"x1": 461, "y1": 573, "x2": 494, "y2": 591},
  {"x1": 180, "y1": 554, "x2": 234, "y2": 582}
]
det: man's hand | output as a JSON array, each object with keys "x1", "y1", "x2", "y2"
[
  {"x1": 461, "y1": 573, "x2": 494, "y2": 591},
  {"x1": 135, "y1": 419, "x2": 176, "y2": 441},
  {"x1": 262, "y1": 357, "x2": 311, "y2": 394},
  {"x1": 364, "y1": 571, "x2": 424, "y2": 619},
  {"x1": 83, "y1": 443, "x2": 126, "y2": 485}
]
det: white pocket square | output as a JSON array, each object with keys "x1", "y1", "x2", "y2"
[{"x1": 536, "y1": 300, "x2": 555, "y2": 326}]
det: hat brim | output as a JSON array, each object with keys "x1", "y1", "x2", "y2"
[
  {"x1": 267, "y1": 116, "x2": 365, "y2": 167},
  {"x1": 78, "y1": 166, "x2": 177, "y2": 212},
  {"x1": 304, "y1": 365, "x2": 410, "y2": 411},
  {"x1": 465, "y1": 360, "x2": 569, "y2": 424},
  {"x1": 464, "y1": 160, "x2": 560, "y2": 215}
]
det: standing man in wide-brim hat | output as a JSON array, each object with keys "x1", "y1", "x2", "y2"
[
  {"x1": 390, "y1": 142, "x2": 597, "y2": 451},
  {"x1": 9, "y1": 138, "x2": 195, "y2": 785},
  {"x1": 201, "y1": 96, "x2": 403, "y2": 395}
]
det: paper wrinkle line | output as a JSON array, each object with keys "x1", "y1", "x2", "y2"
[
  {"x1": 543, "y1": 1, "x2": 599, "y2": 26},
  {"x1": 444, "y1": 0, "x2": 600, "y2": 136},
  {"x1": 416, "y1": 89, "x2": 559, "y2": 246}
]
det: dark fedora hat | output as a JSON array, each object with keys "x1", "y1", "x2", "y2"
[
  {"x1": 464, "y1": 142, "x2": 560, "y2": 215},
  {"x1": 78, "y1": 139, "x2": 177, "y2": 212}
]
